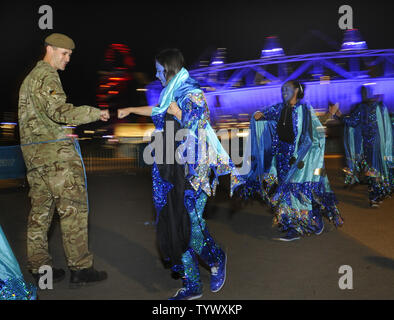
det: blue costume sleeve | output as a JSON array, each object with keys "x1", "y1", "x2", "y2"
[
  {"x1": 260, "y1": 103, "x2": 281, "y2": 121},
  {"x1": 177, "y1": 91, "x2": 244, "y2": 197},
  {"x1": 0, "y1": 226, "x2": 37, "y2": 300},
  {"x1": 0, "y1": 226, "x2": 23, "y2": 281},
  {"x1": 239, "y1": 112, "x2": 277, "y2": 199},
  {"x1": 341, "y1": 104, "x2": 364, "y2": 184},
  {"x1": 179, "y1": 91, "x2": 209, "y2": 130},
  {"x1": 381, "y1": 104, "x2": 393, "y2": 168},
  {"x1": 342, "y1": 104, "x2": 363, "y2": 127},
  {"x1": 375, "y1": 104, "x2": 393, "y2": 181},
  {"x1": 343, "y1": 123, "x2": 362, "y2": 184},
  {"x1": 288, "y1": 106, "x2": 325, "y2": 184}
]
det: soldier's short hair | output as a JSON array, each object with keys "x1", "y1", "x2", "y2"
[{"x1": 44, "y1": 42, "x2": 57, "y2": 50}]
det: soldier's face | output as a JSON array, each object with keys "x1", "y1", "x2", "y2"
[{"x1": 52, "y1": 47, "x2": 72, "y2": 71}]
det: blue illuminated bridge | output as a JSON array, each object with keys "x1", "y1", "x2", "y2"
[{"x1": 146, "y1": 49, "x2": 394, "y2": 129}]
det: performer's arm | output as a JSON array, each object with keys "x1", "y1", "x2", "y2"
[
  {"x1": 118, "y1": 106, "x2": 153, "y2": 118},
  {"x1": 40, "y1": 74, "x2": 102, "y2": 125},
  {"x1": 253, "y1": 104, "x2": 280, "y2": 121},
  {"x1": 167, "y1": 102, "x2": 182, "y2": 121},
  {"x1": 335, "y1": 104, "x2": 362, "y2": 127}
]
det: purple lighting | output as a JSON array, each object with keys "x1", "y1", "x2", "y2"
[
  {"x1": 341, "y1": 41, "x2": 368, "y2": 51},
  {"x1": 146, "y1": 46, "x2": 394, "y2": 124},
  {"x1": 341, "y1": 29, "x2": 368, "y2": 51},
  {"x1": 261, "y1": 48, "x2": 285, "y2": 55},
  {"x1": 204, "y1": 78, "x2": 394, "y2": 122},
  {"x1": 210, "y1": 48, "x2": 226, "y2": 67},
  {"x1": 261, "y1": 36, "x2": 285, "y2": 58}
]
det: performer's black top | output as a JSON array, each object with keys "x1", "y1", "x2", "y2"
[{"x1": 277, "y1": 104, "x2": 295, "y2": 143}]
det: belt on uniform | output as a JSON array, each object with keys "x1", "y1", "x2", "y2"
[{"x1": 21, "y1": 137, "x2": 90, "y2": 215}]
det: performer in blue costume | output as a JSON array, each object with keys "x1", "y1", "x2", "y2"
[
  {"x1": 331, "y1": 85, "x2": 393, "y2": 207},
  {"x1": 118, "y1": 49, "x2": 243, "y2": 300},
  {"x1": 0, "y1": 226, "x2": 37, "y2": 300},
  {"x1": 240, "y1": 81, "x2": 343, "y2": 241}
]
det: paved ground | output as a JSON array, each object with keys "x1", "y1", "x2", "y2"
[{"x1": 1, "y1": 163, "x2": 393, "y2": 300}]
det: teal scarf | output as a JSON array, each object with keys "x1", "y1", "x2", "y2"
[{"x1": 152, "y1": 67, "x2": 190, "y2": 117}]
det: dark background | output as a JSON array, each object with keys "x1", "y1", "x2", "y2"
[{"x1": 1, "y1": 0, "x2": 394, "y2": 112}]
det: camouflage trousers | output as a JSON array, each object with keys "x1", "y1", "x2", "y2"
[{"x1": 26, "y1": 160, "x2": 93, "y2": 273}]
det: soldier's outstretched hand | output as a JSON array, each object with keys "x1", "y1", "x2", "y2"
[{"x1": 100, "y1": 109, "x2": 110, "y2": 121}]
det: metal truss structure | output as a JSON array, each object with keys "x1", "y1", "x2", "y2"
[{"x1": 146, "y1": 49, "x2": 394, "y2": 124}]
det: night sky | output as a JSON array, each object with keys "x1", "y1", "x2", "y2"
[{"x1": 1, "y1": 0, "x2": 394, "y2": 113}]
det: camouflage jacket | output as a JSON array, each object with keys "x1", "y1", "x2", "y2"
[{"x1": 18, "y1": 60, "x2": 101, "y2": 171}]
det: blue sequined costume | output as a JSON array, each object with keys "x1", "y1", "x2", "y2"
[
  {"x1": 341, "y1": 101, "x2": 393, "y2": 202},
  {"x1": 241, "y1": 102, "x2": 344, "y2": 235},
  {"x1": 0, "y1": 226, "x2": 37, "y2": 300},
  {"x1": 150, "y1": 68, "x2": 243, "y2": 293}
]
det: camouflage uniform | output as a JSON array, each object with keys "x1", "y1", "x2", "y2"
[{"x1": 18, "y1": 60, "x2": 101, "y2": 273}]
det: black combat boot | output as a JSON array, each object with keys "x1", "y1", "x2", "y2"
[
  {"x1": 69, "y1": 266, "x2": 107, "y2": 288},
  {"x1": 30, "y1": 267, "x2": 66, "y2": 286}
]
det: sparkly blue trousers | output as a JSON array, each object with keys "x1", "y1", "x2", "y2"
[{"x1": 172, "y1": 191, "x2": 224, "y2": 292}]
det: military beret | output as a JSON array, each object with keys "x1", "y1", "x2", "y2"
[{"x1": 45, "y1": 33, "x2": 75, "y2": 50}]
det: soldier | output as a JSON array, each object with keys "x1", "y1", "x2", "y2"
[{"x1": 18, "y1": 33, "x2": 108, "y2": 288}]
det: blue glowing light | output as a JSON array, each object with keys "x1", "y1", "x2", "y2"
[
  {"x1": 341, "y1": 41, "x2": 368, "y2": 51},
  {"x1": 261, "y1": 36, "x2": 285, "y2": 58},
  {"x1": 209, "y1": 48, "x2": 226, "y2": 67},
  {"x1": 146, "y1": 48, "x2": 394, "y2": 123},
  {"x1": 341, "y1": 29, "x2": 368, "y2": 51},
  {"x1": 261, "y1": 48, "x2": 285, "y2": 57},
  {"x1": 203, "y1": 78, "x2": 394, "y2": 122}
]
